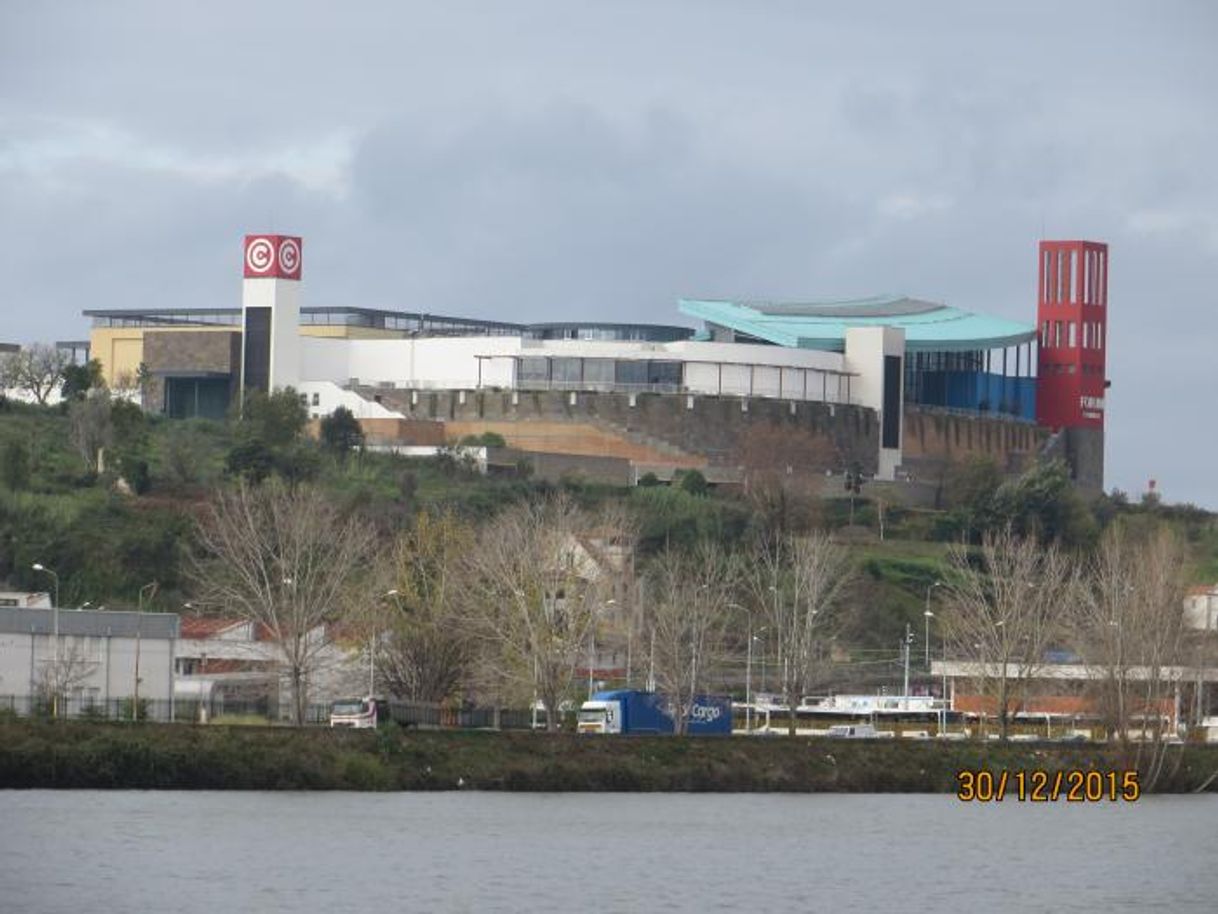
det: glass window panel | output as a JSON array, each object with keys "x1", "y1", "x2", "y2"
[
  {"x1": 583, "y1": 359, "x2": 614, "y2": 383},
  {"x1": 648, "y1": 361, "x2": 681, "y2": 385},
  {"x1": 518, "y1": 357, "x2": 549, "y2": 381},
  {"x1": 615, "y1": 360, "x2": 647, "y2": 385}
]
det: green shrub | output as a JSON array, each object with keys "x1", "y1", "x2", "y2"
[{"x1": 1, "y1": 439, "x2": 30, "y2": 491}]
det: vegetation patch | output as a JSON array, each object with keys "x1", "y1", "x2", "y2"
[{"x1": 2, "y1": 720, "x2": 1217, "y2": 794}]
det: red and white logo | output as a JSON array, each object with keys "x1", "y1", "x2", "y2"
[{"x1": 243, "y1": 234, "x2": 303, "y2": 280}]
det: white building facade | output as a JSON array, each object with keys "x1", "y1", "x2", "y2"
[{"x1": 0, "y1": 606, "x2": 178, "y2": 718}]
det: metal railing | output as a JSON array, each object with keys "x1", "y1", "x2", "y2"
[{"x1": 0, "y1": 694, "x2": 555, "y2": 730}]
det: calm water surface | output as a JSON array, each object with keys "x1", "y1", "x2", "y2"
[{"x1": 2, "y1": 791, "x2": 1215, "y2": 913}]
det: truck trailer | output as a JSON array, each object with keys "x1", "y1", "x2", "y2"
[{"x1": 577, "y1": 689, "x2": 731, "y2": 735}]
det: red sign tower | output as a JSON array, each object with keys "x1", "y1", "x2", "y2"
[
  {"x1": 243, "y1": 235, "x2": 303, "y2": 280},
  {"x1": 1035, "y1": 240, "x2": 1108, "y2": 430}
]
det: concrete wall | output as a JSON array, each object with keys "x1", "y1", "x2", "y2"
[
  {"x1": 365, "y1": 387, "x2": 880, "y2": 476},
  {"x1": 901, "y1": 407, "x2": 1049, "y2": 479},
  {"x1": 1062, "y1": 426, "x2": 1105, "y2": 495}
]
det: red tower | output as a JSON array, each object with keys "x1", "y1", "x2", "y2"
[{"x1": 1035, "y1": 240, "x2": 1108, "y2": 430}]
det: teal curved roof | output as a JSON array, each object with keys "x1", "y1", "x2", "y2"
[{"x1": 678, "y1": 296, "x2": 1035, "y2": 353}]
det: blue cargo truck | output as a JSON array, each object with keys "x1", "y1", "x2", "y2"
[{"x1": 576, "y1": 689, "x2": 732, "y2": 735}]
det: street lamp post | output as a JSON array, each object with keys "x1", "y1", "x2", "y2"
[
  {"x1": 902, "y1": 623, "x2": 913, "y2": 700},
  {"x1": 759, "y1": 630, "x2": 767, "y2": 696},
  {"x1": 31, "y1": 563, "x2": 60, "y2": 717},
  {"x1": 924, "y1": 580, "x2": 941, "y2": 668},
  {"x1": 589, "y1": 599, "x2": 615, "y2": 700},
  {"x1": 377, "y1": 589, "x2": 400, "y2": 697},
  {"x1": 746, "y1": 623, "x2": 767, "y2": 733},
  {"x1": 746, "y1": 624, "x2": 753, "y2": 731},
  {"x1": 134, "y1": 582, "x2": 157, "y2": 721}
]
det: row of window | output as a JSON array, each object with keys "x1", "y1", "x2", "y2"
[
  {"x1": 1043, "y1": 362, "x2": 1078, "y2": 376},
  {"x1": 517, "y1": 357, "x2": 683, "y2": 386},
  {"x1": 1041, "y1": 247, "x2": 1107, "y2": 306},
  {"x1": 523, "y1": 326, "x2": 691, "y2": 342},
  {"x1": 1041, "y1": 362, "x2": 1102, "y2": 377},
  {"x1": 1040, "y1": 319, "x2": 1104, "y2": 351}
]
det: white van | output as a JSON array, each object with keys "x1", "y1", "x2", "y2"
[{"x1": 825, "y1": 723, "x2": 879, "y2": 739}]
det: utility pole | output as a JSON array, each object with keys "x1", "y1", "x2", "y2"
[{"x1": 902, "y1": 623, "x2": 913, "y2": 701}]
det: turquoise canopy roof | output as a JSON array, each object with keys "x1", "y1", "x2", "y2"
[{"x1": 678, "y1": 296, "x2": 1036, "y2": 353}]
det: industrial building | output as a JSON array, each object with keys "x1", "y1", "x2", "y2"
[
  {"x1": 0, "y1": 597, "x2": 178, "y2": 719},
  {"x1": 77, "y1": 234, "x2": 1109, "y2": 491}
]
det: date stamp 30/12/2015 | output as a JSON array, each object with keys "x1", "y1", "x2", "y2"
[{"x1": 956, "y1": 769, "x2": 1140, "y2": 803}]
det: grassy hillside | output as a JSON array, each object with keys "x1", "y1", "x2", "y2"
[{"x1": 1, "y1": 401, "x2": 1214, "y2": 639}]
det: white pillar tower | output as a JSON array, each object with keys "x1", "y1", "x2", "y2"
[
  {"x1": 240, "y1": 234, "x2": 302, "y2": 397},
  {"x1": 844, "y1": 326, "x2": 906, "y2": 481}
]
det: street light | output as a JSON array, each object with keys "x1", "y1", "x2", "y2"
[
  {"x1": 924, "y1": 580, "x2": 941, "y2": 668},
  {"x1": 32, "y1": 563, "x2": 60, "y2": 717},
  {"x1": 589, "y1": 598, "x2": 616, "y2": 699},
  {"x1": 747, "y1": 620, "x2": 767, "y2": 732},
  {"x1": 134, "y1": 582, "x2": 158, "y2": 721},
  {"x1": 375, "y1": 589, "x2": 400, "y2": 697}
]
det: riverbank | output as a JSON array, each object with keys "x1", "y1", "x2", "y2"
[{"x1": 2, "y1": 719, "x2": 1216, "y2": 791}]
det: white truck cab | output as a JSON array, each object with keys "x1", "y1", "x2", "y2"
[
  {"x1": 576, "y1": 700, "x2": 621, "y2": 734},
  {"x1": 329, "y1": 697, "x2": 381, "y2": 729}
]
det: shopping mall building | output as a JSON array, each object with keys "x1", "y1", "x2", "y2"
[{"x1": 80, "y1": 235, "x2": 1109, "y2": 491}]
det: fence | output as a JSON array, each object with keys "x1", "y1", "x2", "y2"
[
  {"x1": 387, "y1": 700, "x2": 548, "y2": 731},
  {"x1": 0, "y1": 694, "x2": 559, "y2": 730}
]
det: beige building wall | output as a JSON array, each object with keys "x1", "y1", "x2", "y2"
[
  {"x1": 90, "y1": 326, "x2": 235, "y2": 387},
  {"x1": 299, "y1": 326, "x2": 407, "y2": 340},
  {"x1": 90, "y1": 323, "x2": 408, "y2": 387}
]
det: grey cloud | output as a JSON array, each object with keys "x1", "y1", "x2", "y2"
[{"x1": 1, "y1": 1, "x2": 1215, "y2": 504}]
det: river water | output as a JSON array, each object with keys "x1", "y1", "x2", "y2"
[{"x1": 2, "y1": 791, "x2": 1215, "y2": 913}]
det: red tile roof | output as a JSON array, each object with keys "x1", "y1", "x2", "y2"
[{"x1": 180, "y1": 617, "x2": 245, "y2": 639}]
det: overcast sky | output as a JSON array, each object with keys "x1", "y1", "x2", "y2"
[{"x1": 2, "y1": 1, "x2": 1215, "y2": 505}]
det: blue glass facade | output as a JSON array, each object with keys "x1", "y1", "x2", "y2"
[{"x1": 909, "y1": 370, "x2": 1035, "y2": 421}]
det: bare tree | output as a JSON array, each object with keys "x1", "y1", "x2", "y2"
[
  {"x1": 1073, "y1": 524, "x2": 1189, "y2": 787},
  {"x1": 1, "y1": 344, "x2": 69, "y2": 405},
  {"x1": 646, "y1": 542, "x2": 739, "y2": 735},
  {"x1": 466, "y1": 495, "x2": 619, "y2": 731},
  {"x1": 36, "y1": 641, "x2": 98, "y2": 710},
  {"x1": 734, "y1": 421, "x2": 833, "y2": 536},
  {"x1": 746, "y1": 531, "x2": 854, "y2": 735},
  {"x1": 68, "y1": 390, "x2": 113, "y2": 473},
  {"x1": 189, "y1": 479, "x2": 381, "y2": 724},
  {"x1": 579, "y1": 499, "x2": 640, "y2": 688},
  {"x1": 379, "y1": 511, "x2": 477, "y2": 703},
  {"x1": 942, "y1": 528, "x2": 1072, "y2": 740}
]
